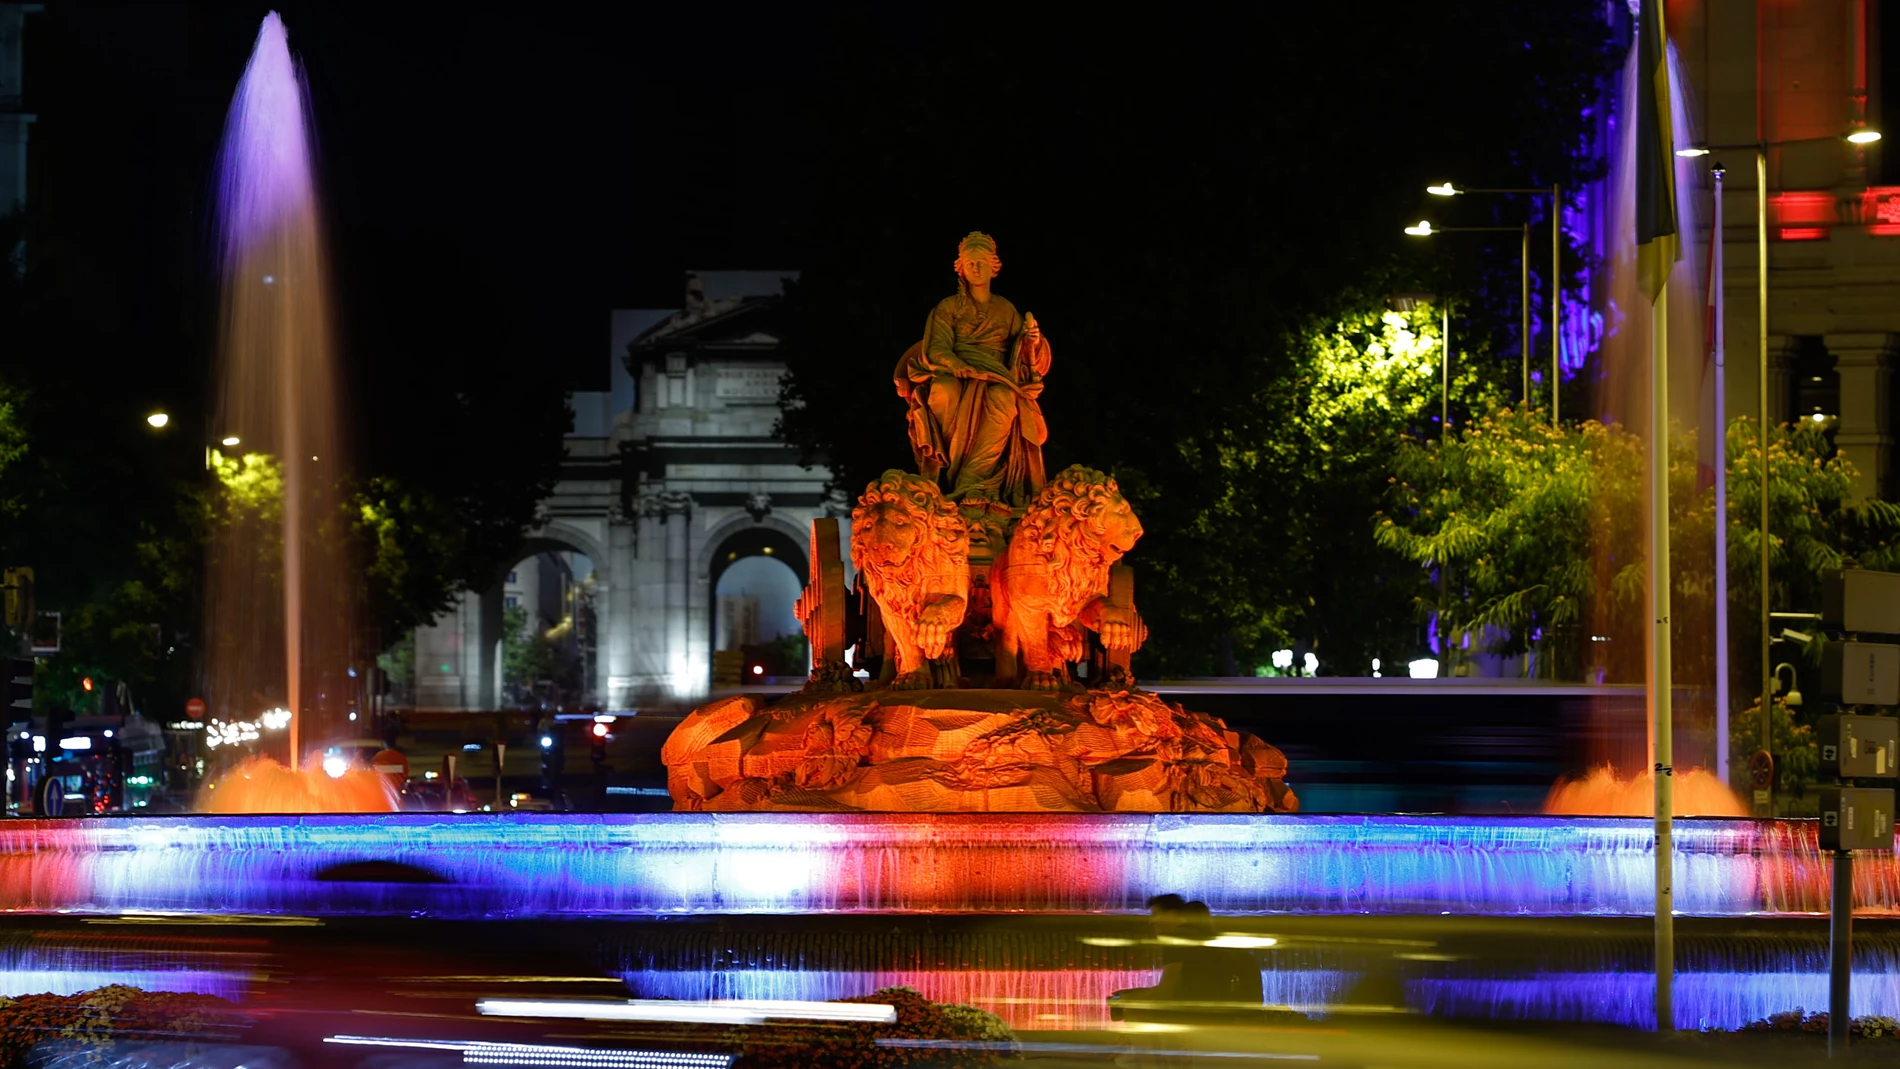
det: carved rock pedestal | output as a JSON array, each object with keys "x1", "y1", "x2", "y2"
[{"x1": 662, "y1": 688, "x2": 1297, "y2": 814}]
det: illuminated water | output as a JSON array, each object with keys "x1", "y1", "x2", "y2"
[
  {"x1": 0, "y1": 814, "x2": 1892, "y2": 917},
  {"x1": 203, "y1": 12, "x2": 353, "y2": 765},
  {"x1": 199, "y1": 755, "x2": 399, "y2": 814}
]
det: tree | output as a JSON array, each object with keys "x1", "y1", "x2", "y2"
[
  {"x1": 1379, "y1": 413, "x2": 1897, "y2": 691},
  {"x1": 500, "y1": 604, "x2": 556, "y2": 701}
]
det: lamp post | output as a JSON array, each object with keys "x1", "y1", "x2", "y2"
[
  {"x1": 1403, "y1": 220, "x2": 1531, "y2": 421},
  {"x1": 1428, "y1": 183, "x2": 1562, "y2": 423},
  {"x1": 1676, "y1": 126, "x2": 1881, "y2": 814}
]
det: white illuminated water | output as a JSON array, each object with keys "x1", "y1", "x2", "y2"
[{"x1": 0, "y1": 813, "x2": 1891, "y2": 917}]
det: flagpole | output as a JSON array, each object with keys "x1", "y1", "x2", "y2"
[
  {"x1": 1651, "y1": 270, "x2": 1675, "y2": 1036},
  {"x1": 1712, "y1": 166, "x2": 1729, "y2": 786},
  {"x1": 1552, "y1": 182, "x2": 1562, "y2": 425},
  {"x1": 1635, "y1": 0, "x2": 1676, "y2": 1033}
]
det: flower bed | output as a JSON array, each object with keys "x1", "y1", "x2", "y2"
[{"x1": 0, "y1": 985, "x2": 244, "y2": 1068}]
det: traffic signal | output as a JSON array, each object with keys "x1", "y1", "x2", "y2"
[{"x1": 6, "y1": 658, "x2": 31, "y2": 724}]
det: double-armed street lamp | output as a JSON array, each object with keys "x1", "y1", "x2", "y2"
[
  {"x1": 1422, "y1": 183, "x2": 1563, "y2": 425},
  {"x1": 1675, "y1": 126, "x2": 1880, "y2": 811},
  {"x1": 1403, "y1": 220, "x2": 1533, "y2": 432}
]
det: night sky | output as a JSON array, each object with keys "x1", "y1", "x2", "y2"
[
  {"x1": 23, "y1": 3, "x2": 1613, "y2": 399},
  {"x1": 27, "y1": 2, "x2": 814, "y2": 391}
]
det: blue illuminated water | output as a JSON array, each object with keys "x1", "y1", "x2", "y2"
[{"x1": 0, "y1": 813, "x2": 1889, "y2": 917}]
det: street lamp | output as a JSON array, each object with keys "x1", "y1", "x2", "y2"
[
  {"x1": 145, "y1": 413, "x2": 169, "y2": 429},
  {"x1": 1676, "y1": 126, "x2": 1881, "y2": 814},
  {"x1": 220, "y1": 435, "x2": 241, "y2": 447},
  {"x1": 1404, "y1": 220, "x2": 1533, "y2": 409},
  {"x1": 1428, "y1": 182, "x2": 1563, "y2": 425}
]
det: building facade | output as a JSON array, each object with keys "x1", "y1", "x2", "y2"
[
  {"x1": 412, "y1": 272, "x2": 837, "y2": 711},
  {"x1": 1674, "y1": 0, "x2": 1898, "y2": 501}
]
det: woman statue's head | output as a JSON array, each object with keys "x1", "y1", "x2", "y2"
[{"x1": 953, "y1": 231, "x2": 1002, "y2": 292}]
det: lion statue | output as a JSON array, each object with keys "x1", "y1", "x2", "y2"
[
  {"x1": 991, "y1": 465, "x2": 1145, "y2": 690},
  {"x1": 851, "y1": 470, "x2": 971, "y2": 689}
]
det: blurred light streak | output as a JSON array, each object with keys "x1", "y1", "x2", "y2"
[
  {"x1": 878, "y1": 1037, "x2": 1320, "y2": 1060},
  {"x1": 325, "y1": 1037, "x2": 730, "y2": 1069},
  {"x1": 477, "y1": 997, "x2": 895, "y2": 1025}
]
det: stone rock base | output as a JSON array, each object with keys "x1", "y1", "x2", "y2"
[{"x1": 660, "y1": 687, "x2": 1297, "y2": 813}]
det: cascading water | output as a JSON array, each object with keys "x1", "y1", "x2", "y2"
[
  {"x1": 0, "y1": 814, "x2": 1893, "y2": 918},
  {"x1": 202, "y1": 14, "x2": 371, "y2": 805},
  {"x1": 1549, "y1": 22, "x2": 1740, "y2": 815}
]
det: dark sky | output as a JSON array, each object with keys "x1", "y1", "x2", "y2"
[
  {"x1": 24, "y1": 1, "x2": 1618, "y2": 409},
  {"x1": 27, "y1": 2, "x2": 816, "y2": 391}
]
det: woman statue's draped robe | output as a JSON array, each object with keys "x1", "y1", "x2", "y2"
[{"x1": 894, "y1": 291, "x2": 1052, "y2": 506}]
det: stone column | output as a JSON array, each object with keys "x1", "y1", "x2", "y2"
[
  {"x1": 603, "y1": 517, "x2": 636, "y2": 709},
  {"x1": 630, "y1": 488, "x2": 668, "y2": 705},
  {"x1": 1825, "y1": 332, "x2": 1895, "y2": 501},
  {"x1": 660, "y1": 491, "x2": 693, "y2": 700},
  {"x1": 1766, "y1": 334, "x2": 1796, "y2": 428},
  {"x1": 474, "y1": 584, "x2": 503, "y2": 710}
]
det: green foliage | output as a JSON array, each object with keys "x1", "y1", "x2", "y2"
[
  {"x1": 376, "y1": 630, "x2": 415, "y2": 693},
  {"x1": 0, "y1": 379, "x2": 27, "y2": 513},
  {"x1": 1121, "y1": 295, "x2": 1514, "y2": 675},
  {"x1": 1728, "y1": 696, "x2": 1818, "y2": 808},
  {"x1": 501, "y1": 604, "x2": 557, "y2": 698},
  {"x1": 1380, "y1": 412, "x2": 1894, "y2": 685},
  {"x1": 1379, "y1": 409, "x2": 1659, "y2": 676}
]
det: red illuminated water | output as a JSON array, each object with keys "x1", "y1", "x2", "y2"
[
  {"x1": 199, "y1": 756, "x2": 399, "y2": 815},
  {"x1": 1543, "y1": 765, "x2": 1746, "y2": 817}
]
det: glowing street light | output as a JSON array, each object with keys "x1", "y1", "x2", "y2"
[
  {"x1": 1680, "y1": 128, "x2": 1882, "y2": 157},
  {"x1": 221, "y1": 435, "x2": 241, "y2": 447},
  {"x1": 1422, "y1": 181, "x2": 1563, "y2": 424},
  {"x1": 1678, "y1": 126, "x2": 1883, "y2": 812},
  {"x1": 1403, "y1": 219, "x2": 1532, "y2": 421},
  {"x1": 146, "y1": 412, "x2": 170, "y2": 428}
]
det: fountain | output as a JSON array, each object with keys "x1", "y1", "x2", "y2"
[
  {"x1": 192, "y1": 14, "x2": 390, "y2": 812},
  {"x1": 1541, "y1": 17, "x2": 1743, "y2": 817},
  {"x1": 200, "y1": 12, "x2": 359, "y2": 785}
]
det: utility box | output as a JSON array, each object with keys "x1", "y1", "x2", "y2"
[
  {"x1": 1822, "y1": 641, "x2": 1900, "y2": 707},
  {"x1": 1819, "y1": 786, "x2": 1896, "y2": 851},
  {"x1": 1824, "y1": 569, "x2": 1900, "y2": 635},
  {"x1": 1819, "y1": 714, "x2": 1899, "y2": 779}
]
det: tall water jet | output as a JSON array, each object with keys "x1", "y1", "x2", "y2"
[{"x1": 204, "y1": 13, "x2": 351, "y2": 770}]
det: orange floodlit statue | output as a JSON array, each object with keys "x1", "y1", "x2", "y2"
[
  {"x1": 664, "y1": 231, "x2": 1296, "y2": 814},
  {"x1": 895, "y1": 231, "x2": 1052, "y2": 507},
  {"x1": 850, "y1": 471, "x2": 971, "y2": 690},
  {"x1": 991, "y1": 467, "x2": 1146, "y2": 690}
]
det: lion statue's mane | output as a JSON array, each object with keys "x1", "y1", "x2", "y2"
[
  {"x1": 851, "y1": 470, "x2": 969, "y2": 648},
  {"x1": 1005, "y1": 468, "x2": 1122, "y2": 615},
  {"x1": 993, "y1": 466, "x2": 1138, "y2": 672}
]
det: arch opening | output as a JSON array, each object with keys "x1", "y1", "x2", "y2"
[{"x1": 710, "y1": 528, "x2": 808, "y2": 688}]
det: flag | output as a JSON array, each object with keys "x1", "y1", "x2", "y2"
[{"x1": 1635, "y1": 0, "x2": 1679, "y2": 300}]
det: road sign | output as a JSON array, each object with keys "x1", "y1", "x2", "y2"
[
  {"x1": 28, "y1": 611, "x2": 58, "y2": 655},
  {"x1": 1822, "y1": 641, "x2": 1900, "y2": 707},
  {"x1": 185, "y1": 697, "x2": 207, "y2": 720},
  {"x1": 1820, "y1": 786, "x2": 1896, "y2": 851}
]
